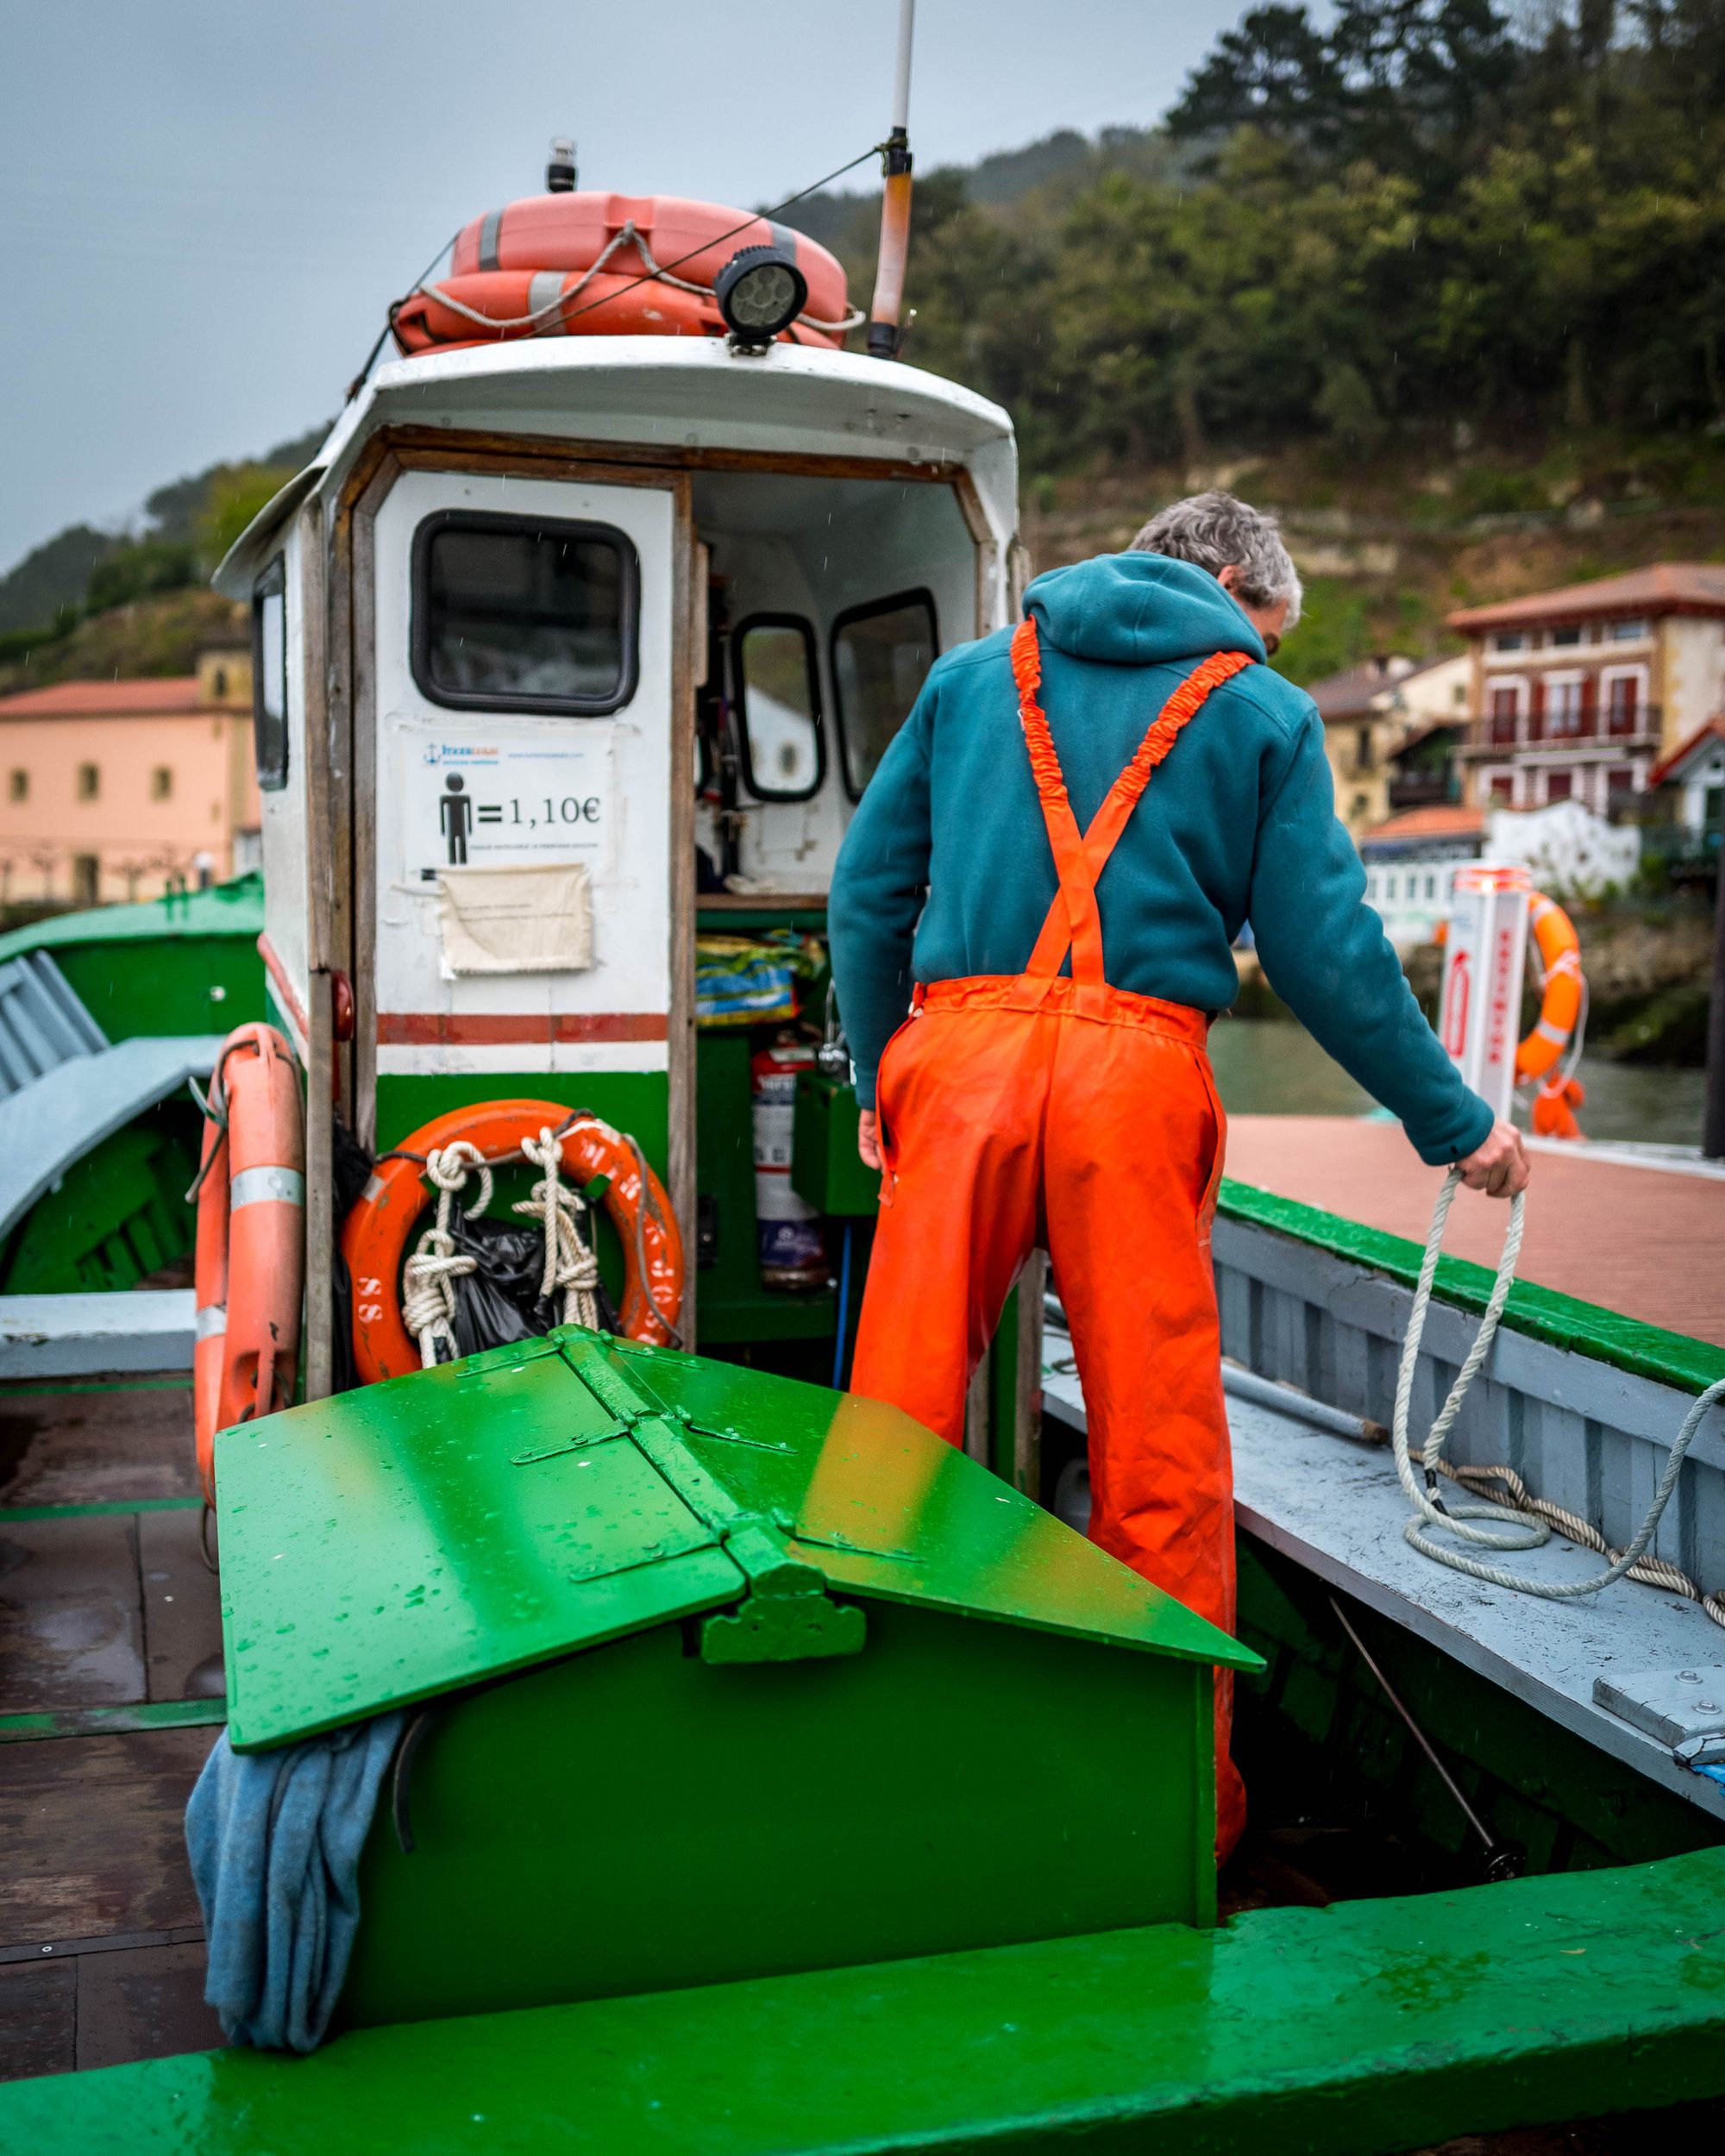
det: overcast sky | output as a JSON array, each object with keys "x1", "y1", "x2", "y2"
[{"x1": 1, "y1": 0, "x2": 1264, "y2": 572}]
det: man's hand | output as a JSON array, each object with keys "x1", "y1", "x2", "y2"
[
  {"x1": 1455, "y1": 1118, "x2": 1530, "y2": 1199},
  {"x1": 857, "y1": 1109, "x2": 882, "y2": 1171}
]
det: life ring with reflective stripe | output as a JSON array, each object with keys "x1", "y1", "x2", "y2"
[
  {"x1": 1515, "y1": 891, "x2": 1584, "y2": 1083},
  {"x1": 341, "y1": 1100, "x2": 685, "y2": 1386},
  {"x1": 192, "y1": 1025, "x2": 305, "y2": 1501},
  {"x1": 393, "y1": 191, "x2": 850, "y2": 355}
]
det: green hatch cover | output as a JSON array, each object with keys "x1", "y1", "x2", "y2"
[{"x1": 216, "y1": 1328, "x2": 1256, "y2": 1752}]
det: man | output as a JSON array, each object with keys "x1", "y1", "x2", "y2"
[{"x1": 828, "y1": 491, "x2": 1527, "y2": 1860}]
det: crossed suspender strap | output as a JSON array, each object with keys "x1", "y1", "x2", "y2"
[{"x1": 1007, "y1": 616, "x2": 1253, "y2": 1015}]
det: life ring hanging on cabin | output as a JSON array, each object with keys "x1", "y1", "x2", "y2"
[
  {"x1": 192, "y1": 1025, "x2": 306, "y2": 1502},
  {"x1": 392, "y1": 191, "x2": 855, "y2": 355},
  {"x1": 342, "y1": 1100, "x2": 686, "y2": 1387}
]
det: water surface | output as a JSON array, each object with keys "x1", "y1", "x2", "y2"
[{"x1": 1208, "y1": 1019, "x2": 1708, "y2": 1147}]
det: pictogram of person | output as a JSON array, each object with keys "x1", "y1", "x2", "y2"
[{"x1": 440, "y1": 774, "x2": 473, "y2": 866}]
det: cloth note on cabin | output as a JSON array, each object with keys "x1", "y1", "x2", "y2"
[
  {"x1": 186, "y1": 1711, "x2": 405, "y2": 2053},
  {"x1": 437, "y1": 863, "x2": 593, "y2": 977}
]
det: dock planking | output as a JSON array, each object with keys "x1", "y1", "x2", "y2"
[{"x1": 1224, "y1": 1115, "x2": 1725, "y2": 1348}]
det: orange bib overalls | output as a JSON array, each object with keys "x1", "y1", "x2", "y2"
[{"x1": 850, "y1": 617, "x2": 1253, "y2": 1857}]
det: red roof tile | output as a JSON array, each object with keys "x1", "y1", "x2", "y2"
[
  {"x1": 1647, "y1": 714, "x2": 1725, "y2": 788},
  {"x1": 1447, "y1": 562, "x2": 1725, "y2": 633},
  {"x1": 1361, "y1": 805, "x2": 1485, "y2": 842},
  {"x1": 0, "y1": 676, "x2": 204, "y2": 718}
]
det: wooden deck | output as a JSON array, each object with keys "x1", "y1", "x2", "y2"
[
  {"x1": 0, "y1": 1379, "x2": 223, "y2": 2082},
  {"x1": 1224, "y1": 1116, "x2": 1725, "y2": 1349}
]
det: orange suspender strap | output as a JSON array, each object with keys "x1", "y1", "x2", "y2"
[{"x1": 1008, "y1": 617, "x2": 1253, "y2": 1009}]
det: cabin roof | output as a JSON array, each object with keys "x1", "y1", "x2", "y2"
[
  {"x1": 216, "y1": 338, "x2": 1019, "y2": 597},
  {"x1": 216, "y1": 1326, "x2": 1252, "y2": 1752}
]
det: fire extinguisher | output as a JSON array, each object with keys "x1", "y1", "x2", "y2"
[{"x1": 750, "y1": 1037, "x2": 828, "y2": 1290}]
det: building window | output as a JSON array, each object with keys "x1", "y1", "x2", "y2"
[
  {"x1": 1424, "y1": 872, "x2": 1438, "y2": 899},
  {"x1": 411, "y1": 511, "x2": 640, "y2": 717},
  {"x1": 7, "y1": 770, "x2": 26, "y2": 803},
  {"x1": 1488, "y1": 773, "x2": 1515, "y2": 803},
  {"x1": 1551, "y1": 624, "x2": 1584, "y2": 647},
  {"x1": 1545, "y1": 771, "x2": 1574, "y2": 803},
  {"x1": 1608, "y1": 618, "x2": 1647, "y2": 642},
  {"x1": 150, "y1": 766, "x2": 172, "y2": 800},
  {"x1": 212, "y1": 667, "x2": 229, "y2": 700},
  {"x1": 77, "y1": 763, "x2": 99, "y2": 801},
  {"x1": 1354, "y1": 724, "x2": 1373, "y2": 771},
  {"x1": 1545, "y1": 675, "x2": 1584, "y2": 737},
  {"x1": 72, "y1": 855, "x2": 100, "y2": 906},
  {"x1": 1492, "y1": 632, "x2": 1526, "y2": 652},
  {"x1": 1487, "y1": 681, "x2": 1523, "y2": 743},
  {"x1": 1604, "y1": 669, "x2": 1643, "y2": 735},
  {"x1": 832, "y1": 590, "x2": 940, "y2": 799},
  {"x1": 1607, "y1": 764, "x2": 1639, "y2": 806}
]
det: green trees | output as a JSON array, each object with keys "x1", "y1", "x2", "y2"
[{"x1": 876, "y1": 1, "x2": 1725, "y2": 469}]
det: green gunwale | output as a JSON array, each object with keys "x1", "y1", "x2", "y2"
[{"x1": 1218, "y1": 1177, "x2": 1725, "y2": 1395}]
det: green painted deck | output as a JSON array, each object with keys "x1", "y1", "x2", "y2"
[{"x1": 5, "y1": 1847, "x2": 1723, "y2": 2153}]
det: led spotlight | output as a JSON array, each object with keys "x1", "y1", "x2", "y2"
[{"x1": 715, "y1": 245, "x2": 808, "y2": 348}]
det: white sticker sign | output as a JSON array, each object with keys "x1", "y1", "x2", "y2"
[{"x1": 395, "y1": 721, "x2": 614, "y2": 887}]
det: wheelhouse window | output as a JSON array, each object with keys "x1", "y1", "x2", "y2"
[
  {"x1": 412, "y1": 512, "x2": 638, "y2": 715},
  {"x1": 734, "y1": 617, "x2": 823, "y2": 801},
  {"x1": 252, "y1": 556, "x2": 288, "y2": 791},
  {"x1": 832, "y1": 590, "x2": 938, "y2": 798}
]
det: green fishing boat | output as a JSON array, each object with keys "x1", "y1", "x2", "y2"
[{"x1": 2, "y1": 28, "x2": 1723, "y2": 2150}]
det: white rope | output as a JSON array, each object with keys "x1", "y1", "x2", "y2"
[
  {"x1": 417, "y1": 219, "x2": 865, "y2": 338},
  {"x1": 401, "y1": 1142, "x2": 492, "y2": 1368},
  {"x1": 1394, "y1": 1167, "x2": 1725, "y2": 1615},
  {"x1": 516, "y1": 1126, "x2": 602, "y2": 1332}
]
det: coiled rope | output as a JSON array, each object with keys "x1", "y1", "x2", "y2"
[
  {"x1": 400, "y1": 1133, "x2": 601, "y2": 1368},
  {"x1": 1395, "y1": 1167, "x2": 1725, "y2": 1626},
  {"x1": 401, "y1": 1142, "x2": 492, "y2": 1369}
]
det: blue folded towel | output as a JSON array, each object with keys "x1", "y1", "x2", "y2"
[{"x1": 186, "y1": 1710, "x2": 405, "y2": 2052}]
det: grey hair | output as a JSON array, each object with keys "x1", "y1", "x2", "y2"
[{"x1": 1129, "y1": 491, "x2": 1302, "y2": 630}]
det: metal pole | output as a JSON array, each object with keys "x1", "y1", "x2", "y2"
[
  {"x1": 1327, "y1": 1595, "x2": 1524, "y2": 1880},
  {"x1": 1704, "y1": 838, "x2": 1725, "y2": 1158},
  {"x1": 889, "y1": 0, "x2": 915, "y2": 134},
  {"x1": 867, "y1": 0, "x2": 917, "y2": 360}
]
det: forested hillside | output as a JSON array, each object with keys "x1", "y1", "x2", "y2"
[
  {"x1": 797, "y1": 1, "x2": 1725, "y2": 478},
  {"x1": 6, "y1": 1, "x2": 1723, "y2": 694}
]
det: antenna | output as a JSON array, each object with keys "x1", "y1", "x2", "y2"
[{"x1": 866, "y1": 0, "x2": 915, "y2": 360}]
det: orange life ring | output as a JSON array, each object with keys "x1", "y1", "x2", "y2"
[
  {"x1": 1515, "y1": 892, "x2": 1584, "y2": 1083},
  {"x1": 393, "y1": 191, "x2": 849, "y2": 354},
  {"x1": 193, "y1": 1025, "x2": 305, "y2": 1501},
  {"x1": 342, "y1": 1100, "x2": 684, "y2": 1386}
]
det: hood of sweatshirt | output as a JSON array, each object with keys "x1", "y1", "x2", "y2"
[{"x1": 1023, "y1": 550, "x2": 1266, "y2": 667}]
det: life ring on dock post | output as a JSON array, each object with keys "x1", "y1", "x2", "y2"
[
  {"x1": 341, "y1": 1100, "x2": 685, "y2": 1387},
  {"x1": 192, "y1": 1025, "x2": 306, "y2": 1501},
  {"x1": 1514, "y1": 892, "x2": 1584, "y2": 1085}
]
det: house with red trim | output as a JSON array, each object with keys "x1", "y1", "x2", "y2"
[{"x1": 1447, "y1": 564, "x2": 1725, "y2": 818}]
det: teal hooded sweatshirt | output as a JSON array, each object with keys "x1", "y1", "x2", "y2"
[{"x1": 828, "y1": 551, "x2": 1493, "y2": 1167}]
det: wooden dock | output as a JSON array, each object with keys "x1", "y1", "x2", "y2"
[{"x1": 1224, "y1": 1116, "x2": 1725, "y2": 1349}]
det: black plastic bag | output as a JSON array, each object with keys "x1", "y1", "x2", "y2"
[{"x1": 444, "y1": 1205, "x2": 617, "y2": 1360}]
